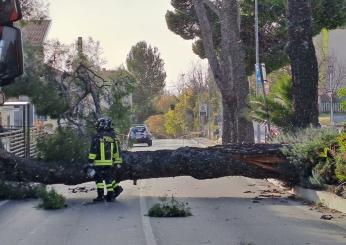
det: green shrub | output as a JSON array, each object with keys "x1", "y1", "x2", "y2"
[
  {"x1": 0, "y1": 181, "x2": 42, "y2": 200},
  {"x1": 37, "y1": 127, "x2": 89, "y2": 163},
  {"x1": 273, "y1": 128, "x2": 339, "y2": 186},
  {"x1": 249, "y1": 74, "x2": 294, "y2": 132},
  {"x1": 335, "y1": 134, "x2": 346, "y2": 182},
  {"x1": 336, "y1": 161, "x2": 346, "y2": 182},
  {"x1": 37, "y1": 188, "x2": 67, "y2": 210},
  {"x1": 148, "y1": 196, "x2": 192, "y2": 217}
]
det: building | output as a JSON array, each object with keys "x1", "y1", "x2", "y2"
[
  {"x1": 20, "y1": 20, "x2": 51, "y2": 47},
  {"x1": 0, "y1": 20, "x2": 52, "y2": 129}
]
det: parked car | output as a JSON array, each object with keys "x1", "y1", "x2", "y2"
[{"x1": 128, "y1": 124, "x2": 152, "y2": 146}]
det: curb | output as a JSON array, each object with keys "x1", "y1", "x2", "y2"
[
  {"x1": 267, "y1": 179, "x2": 346, "y2": 214},
  {"x1": 292, "y1": 186, "x2": 346, "y2": 213}
]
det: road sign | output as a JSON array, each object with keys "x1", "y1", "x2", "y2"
[
  {"x1": 200, "y1": 104, "x2": 207, "y2": 116},
  {"x1": 255, "y1": 63, "x2": 266, "y2": 85}
]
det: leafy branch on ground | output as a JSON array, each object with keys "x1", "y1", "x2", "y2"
[
  {"x1": 37, "y1": 188, "x2": 67, "y2": 210},
  {"x1": 148, "y1": 196, "x2": 192, "y2": 217},
  {"x1": 37, "y1": 127, "x2": 89, "y2": 164},
  {"x1": 273, "y1": 128, "x2": 346, "y2": 189},
  {"x1": 0, "y1": 181, "x2": 43, "y2": 200}
]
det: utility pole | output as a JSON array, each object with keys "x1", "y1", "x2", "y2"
[
  {"x1": 323, "y1": 29, "x2": 334, "y2": 126},
  {"x1": 329, "y1": 66, "x2": 334, "y2": 126},
  {"x1": 182, "y1": 74, "x2": 186, "y2": 146},
  {"x1": 207, "y1": 80, "x2": 212, "y2": 139},
  {"x1": 255, "y1": 0, "x2": 261, "y2": 143}
]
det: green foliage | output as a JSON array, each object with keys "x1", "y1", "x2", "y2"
[
  {"x1": 164, "y1": 109, "x2": 184, "y2": 137},
  {"x1": 162, "y1": 67, "x2": 221, "y2": 138},
  {"x1": 0, "y1": 182, "x2": 42, "y2": 200},
  {"x1": 126, "y1": 41, "x2": 167, "y2": 123},
  {"x1": 334, "y1": 134, "x2": 346, "y2": 182},
  {"x1": 275, "y1": 128, "x2": 346, "y2": 185},
  {"x1": 4, "y1": 41, "x2": 69, "y2": 118},
  {"x1": 273, "y1": 128, "x2": 339, "y2": 186},
  {"x1": 166, "y1": 0, "x2": 346, "y2": 74},
  {"x1": 37, "y1": 188, "x2": 67, "y2": 210},
  {"x1": 249, "y1": 73, "x2": 294, "y2": 132},
  {"x1": 145, "y1": 115, "x2": 167, "y2": 138},
  {"x1": 337, "y1": 87, "x2": 346, "y2": 111},
  {"x1": 105, "y1": 68, "x2": 136, "y2": 134},
  {"x1": 148, "y1": 196, "x2": 192, "y2": 217},
  {"x1": 154, "y1": 92, "x2": 178, "y2": 114},
  {"x1": 336, "y1": 160, "x2": 346, "y2": 182},
  {"x1": 313, "y1": 0, "x2": 346, "y2": 30},
  {"x1": 312, "y1": 158, "x2": 337, "y2": 185},
  {"x1": 37, "y1": 127, "x2": 89, "y2": 163}
]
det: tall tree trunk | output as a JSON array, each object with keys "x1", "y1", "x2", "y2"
[
  {"x1": 224, "y1": 0, "x2": 254, "y2": 143},
  {"x1": 91, "y1": 89, "x2": 102, "y2": 119},
  {"x1": 222, "y1": 95, "x2": 238, "y2": 144},
  {"x1": 286, "y1": 0, "x2": 319, "y2": 128},
  {"x1": 193, "y1": 0, "x2": 254, "y2": 144}
]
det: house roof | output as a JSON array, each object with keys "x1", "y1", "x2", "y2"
[{"x1": 21, "y1": 20, "x2": 51, "y2": 46}]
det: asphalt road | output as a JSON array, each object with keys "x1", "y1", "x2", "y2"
[{"x1": 0, "y1": 139, "x2": 346, "y2": 245}]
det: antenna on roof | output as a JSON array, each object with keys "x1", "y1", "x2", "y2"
[{"x1": 77, "y1": 37, "x2": 83, "y2": 56}]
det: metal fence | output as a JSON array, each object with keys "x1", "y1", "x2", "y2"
[
  {"x1": 0, "y1": 127, "x2": 46, "y2": 158},
  {"x1": 319, "y1": 102, "x2": 346, "y2": 113}
]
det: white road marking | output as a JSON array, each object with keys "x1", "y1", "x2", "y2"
[
  {"x1": 139, "y1": 180, "x2": 158, "y2": 245},
  {"x1": 0, "y1": 200, "x2": 9, "y2": 207}
]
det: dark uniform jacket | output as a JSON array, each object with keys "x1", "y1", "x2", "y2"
[{"x1": 88, "y1": 130, "x2": 123, "y2": 166}]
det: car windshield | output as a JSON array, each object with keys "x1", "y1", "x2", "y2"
[
  {"x1": 135, "y1": 127, "x2": 146, "y2": 132},
  {"x1": 131, "y1": 127, "x2": 146, "y2": 133}
]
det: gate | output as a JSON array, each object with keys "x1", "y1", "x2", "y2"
[
  {"x1": 0, "y1": 101, "x2": 46, "y2": 158},
  {"x1": 0, "y1": 127, "x2": 46, "y2": 158}
]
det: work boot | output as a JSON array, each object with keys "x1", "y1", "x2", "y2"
[
  {"x1": 113, "y1": 186, "x2": 123, "y2": 199},
  {"x1": 93, "y1": 189, "x2": 104, "y2": 202},
  {"x1": 106, "y1": 191, "x2": 114, "y2": 202}
]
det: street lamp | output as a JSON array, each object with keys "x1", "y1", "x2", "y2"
[
  {"x1": 255, "y1": 0, "x2": 261, "y2": 143},
  {"x1": 328, "y1": 65, "x2": 334, "y2": 126},
  {"x1": 255, "y1": 0, "x2": 260, "y2": 76}
]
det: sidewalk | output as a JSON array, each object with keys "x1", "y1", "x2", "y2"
[{"x1": 192, "y1": 138, "x2": 219, "y2": 147}]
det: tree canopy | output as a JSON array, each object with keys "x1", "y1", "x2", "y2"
[
  {"x1": 126, "y1": 41, "x2": 167, "y2": 123},
  {"x1": 19, "y1": 0, "x2": 48, "y2": 21},
  {"x1": 166, "y1": 0, "x2": 346, "y2": 74}
]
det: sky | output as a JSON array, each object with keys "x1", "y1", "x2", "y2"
[{"x1": 45, "y1": 0, "x2": 202, "y2": 86}]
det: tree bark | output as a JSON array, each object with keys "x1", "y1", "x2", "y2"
[
  {"x1": 193, "y1": 0, "x2": 254, "y2": 144},
  {"x1": 286, "y1": 0, "x2": 319, "y2": 128},
  {"x1": 221, "y1": 0, "x2": 254, "y2": 144},
  {"x1": 0, "y1": 144, "x2": 298, "y2": 186}
]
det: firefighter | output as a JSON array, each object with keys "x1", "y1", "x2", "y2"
[{"x1": 88, "y1": 118, "x2": 123, "y2": 202}]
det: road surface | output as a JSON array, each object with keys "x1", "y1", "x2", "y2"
[{"x1": 0, "y1": 139, "x2": 346, "y2": 245}]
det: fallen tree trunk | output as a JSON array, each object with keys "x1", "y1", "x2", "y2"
[{"x1": 0, "y1": 144, "x2": 298, "y2": 186}]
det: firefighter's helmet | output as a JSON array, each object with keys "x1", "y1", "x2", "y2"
[{"x1": 95, "y1": 118, "x2": 112, "y2": 131}]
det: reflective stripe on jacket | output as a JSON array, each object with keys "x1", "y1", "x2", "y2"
[{"x1": 88, "y1": 130, "x2": 123, "y2": 166}]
